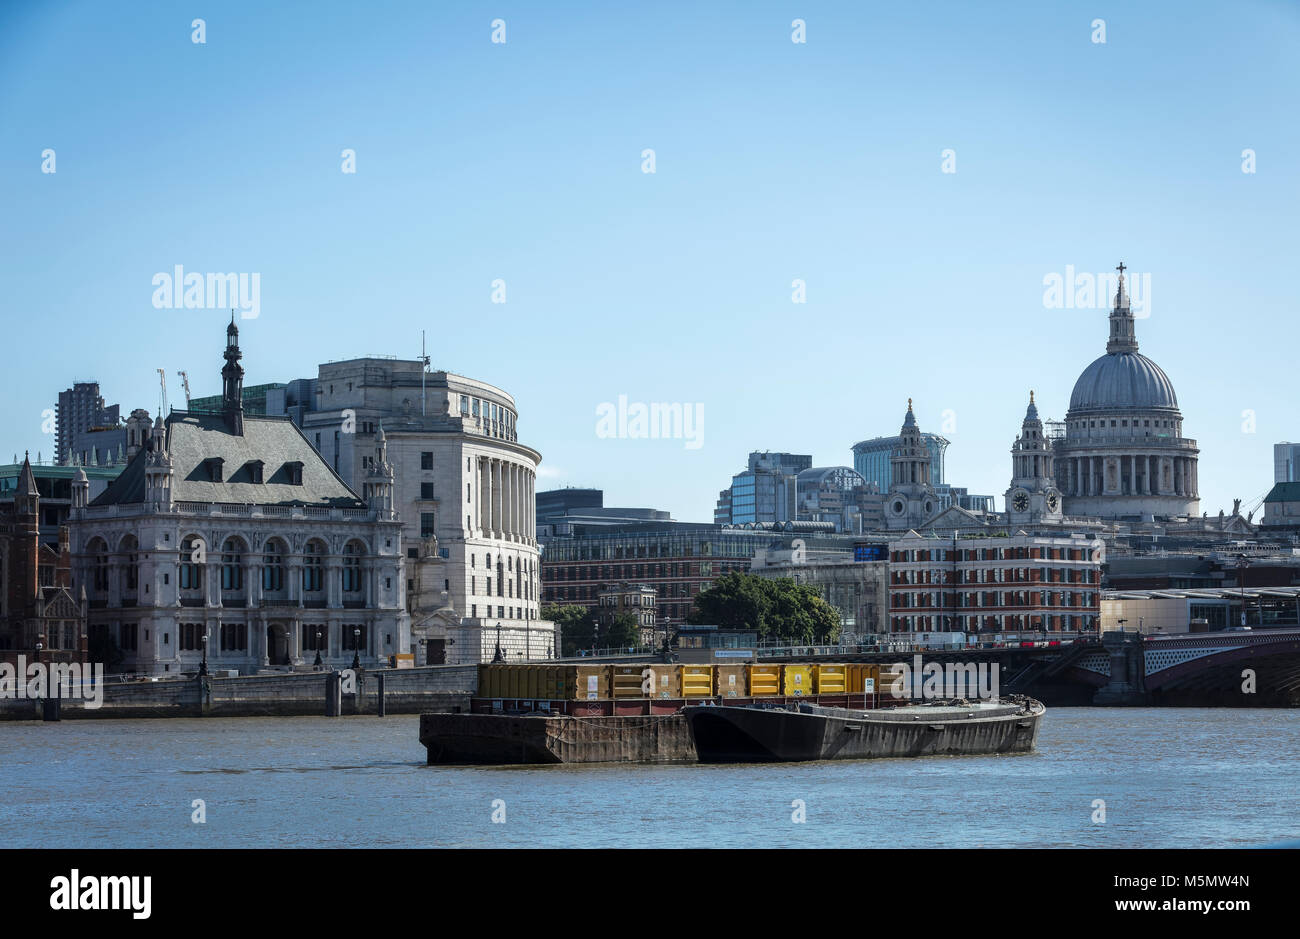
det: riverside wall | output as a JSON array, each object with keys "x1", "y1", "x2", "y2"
[{"x1": 0, "y1": 665, "x2": 476, "y2": 720}]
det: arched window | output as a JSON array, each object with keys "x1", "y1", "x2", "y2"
[
  {"x1": 179, "y1": 537, "x2": 204, "y2": 590},
  {"x1": 120, "y1": 535, "x2": 138, "y2": 592},
  {"x1": 89, "y1": 538, "x2": 109, "y2": 593},
  {"x1": 342, "y1": 542, "x2": 362, "y2": 593},
  {"x1": 221, "y1": 538, "x2": 245, "y2": 591},
  {"x1": 262, "y1": 540, "x2": 285, "y2": 591},
  {"x1": 302, "y1": 541, "x2": 324, "y2": 593}
]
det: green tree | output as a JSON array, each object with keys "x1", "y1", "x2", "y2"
[
  {"x1": 543, "y1": 603, "x2": 595, "y2": 657},
  {"x1": 690, "y1": 572, "x2": 840, "y2": 644},
  {"x1": 603, "y1": 612, "x2": 641, "y2": 650}
]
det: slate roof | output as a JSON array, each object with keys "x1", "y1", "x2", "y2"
[
  {"x1": 91, "y1": 411, "x2": 364, "y2": 508},
  {"x1": 1263, "y1": 482, "x2": 1300, "y2": 504}
]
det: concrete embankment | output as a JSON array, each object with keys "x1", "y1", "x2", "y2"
[
  {"x1": 0, "y1": 666, "x2": 475, "y2": 721},
  {"x1": 420, "y1": 712, "x2": 696, "y2": 764}
]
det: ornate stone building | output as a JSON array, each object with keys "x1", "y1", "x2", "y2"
[
  {"x1": 883, "y1": 401, "x2": 940, "y2": 530},
  {"x1": 280, "y1": 357, "x2": 552, "y2": 665},
  {"x1": 1005, "y1": 392, "x2": 1063, "y2": 526},
  {"x1": 70, "y1": 321, "x2": 406, "y2": 676},
  {"x1": 1056, "y1": 265, "x2": 1199, "y2": 520}
]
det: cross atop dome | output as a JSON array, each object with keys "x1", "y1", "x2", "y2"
[{"x1": 1106, "y1": 259, "x2": 1137, "y2": 354}]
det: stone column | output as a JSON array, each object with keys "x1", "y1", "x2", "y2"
[
  {"x1": 507, "y1": 462, "x2": 516, "y2": 537},
  {"x1": 247, "y1": 556, "x2": 261, "y2": 609},
  {"x1": 478, "y1": 458, "x2": 488, "y2": 533},
  {"x1": 492, "y1": 460, "x2": 502, "y2": 536}
]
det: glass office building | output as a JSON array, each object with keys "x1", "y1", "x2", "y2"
[{"x1": 852, "y1": 433, "x2": 949, "y2": 491}]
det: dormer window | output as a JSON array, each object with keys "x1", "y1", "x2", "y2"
[
  {"x1": 284, "y1": 461, "x2": 304, "y2": 485},
  {"x1": 244, "y1": 460, "x2": 264, "y2": 484},
  {"x1": 204, "y1": 457, "x2": 224, "y2": 482}
]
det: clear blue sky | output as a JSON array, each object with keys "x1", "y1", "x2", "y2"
[{"x1": 2, "y1": 0, "x2": 1297, "y2": 521}]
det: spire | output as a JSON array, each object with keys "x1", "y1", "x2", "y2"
[
  {"x1": 902, "y1": 398, "x2": 917, "y2": 430},
  {"x1": 18, "y1": 451, "x2": 37, "y2": 496},
  {"x1": 222, "y1": 314, "x2": 245, "y2": 435},
  {"x1": 1025, "y1": 390, "x2": 1039, "y2": 423},
  {"x1": 1106, "y1": 260, "x2": 1138, "y2": 355}
]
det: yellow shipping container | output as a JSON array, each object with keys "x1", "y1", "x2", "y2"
[
  {"x1": 814, "y1": 664, "x2": 848, "y2": 694},
  {"x1": 680, "y1": 665, "x2": 714, "y2": 698},
  {"x1": 847, "y1": 664, "x2": 878, "y2": 694},
  {"x1": 783, "y1": 664, "x2": 814, "y2": 696},
  {"x1": 649, "y1": 664, "x2": 680, "y2": 699},
  {"x1": 714, "y1": 664, "x2": 748, "y2": 697},
  {"x1": 477, "y1": 664, "x2": 496, "y2": 698},
  {"x1": 610, "y1": 664, "x2": 647, "y2": 698},
  {"x1": 749, "y1": 663, "x2": 782, "y2": 697},
  {"x1": 535, "y1": 666, "x2": 561, "y2": 700},
  {"x1": 565, "y1": 664, "x2": 609, "y2": 700}
]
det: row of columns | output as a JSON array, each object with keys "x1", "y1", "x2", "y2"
[
  {"x1": 476, "y1": 457, "x2": 535, "y2": 542},
  {"x1": 89, "y1": 554, "x2": 378, "y2": 610},
  {"x1": 1058, "y1": 454, "x2": 1198, "y2": 498}
]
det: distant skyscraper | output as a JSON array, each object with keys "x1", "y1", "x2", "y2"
[
  {"x1": 56, "y1": 382, "x2": 114, "y2": 465},
  {"x1": 714, "y1": 451, "x2": 811, "y2": 525},
  {"x1": 1275, "y1": 443, "x2": 1300, "y2": 483}
]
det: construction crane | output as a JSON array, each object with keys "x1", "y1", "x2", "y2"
[
  {"x1": 157, "y1": 368, "x2": 167, "y2": 415},
  {"x1": 178, "y1": 370, "x2": 191, "y2": 407}
]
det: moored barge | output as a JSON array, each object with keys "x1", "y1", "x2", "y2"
[{"x1": 685, "y1": 696, "x2": 1045, "y2": 763}]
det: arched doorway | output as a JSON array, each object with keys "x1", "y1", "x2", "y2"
[{"x1": 266, "y1": 624, "x2": 290, "y2": 666}]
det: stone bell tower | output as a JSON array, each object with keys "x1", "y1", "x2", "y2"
[{"x1": 1006, "y1": 391, "x2": 1062, "y2": 525}]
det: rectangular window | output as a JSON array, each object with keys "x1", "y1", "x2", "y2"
[
  {"x1": 421, "y1": 513, "x2": 435, "y2": 538},
  {"x1": 421, "y1": 452, "x2": 433, "y2": 470},
  {"x1": 120, "y1": 623, "x2": 138, "y2": 651},
  {"x1": 303, "y1": 626, "x2": 327, "y2": 651},
  {"x1": 421, "y1": 482, "x2": 435, "y2": 499}
]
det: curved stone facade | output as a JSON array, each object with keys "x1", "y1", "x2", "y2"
[{"x1": 1056, "y1": 269, "x2": 1199, "y2": 520}]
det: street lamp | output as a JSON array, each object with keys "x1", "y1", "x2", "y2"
[
  {"x1": 313, "y1": 630, "x2": 322, "y2": 670},
  {"x1": 351, "y1": 627, "x2": 361, "y2": 671},
  {"x1": 1237, "y1": 555, "x2": 1250, "y2": 628},
  {"x1": 199, "y1": 633, "x2": 208, "y2": 677}
]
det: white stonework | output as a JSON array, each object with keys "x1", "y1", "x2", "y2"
[{"x1": 293, "y1": 359, "x2": 554, "y2": 664}]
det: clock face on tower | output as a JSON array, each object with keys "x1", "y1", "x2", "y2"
[
  {"x1": 1012, "y1": 491, "x2": 1029, "y2": 513},
  {"x1": 1046, "y1": 492, "x2": 1059, "y2": 512}
]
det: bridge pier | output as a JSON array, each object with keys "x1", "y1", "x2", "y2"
[{"x1": 1093, "y1": 631, "x2": 1149, "y2": 706}]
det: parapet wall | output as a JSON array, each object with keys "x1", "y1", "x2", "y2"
[{"x1": 0, "y1": 665, "x2": 477, "y2": 721}]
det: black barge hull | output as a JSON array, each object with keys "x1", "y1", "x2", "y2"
[{"x1": 685, "y1": 699, "x2": 1044, "y2": 763}]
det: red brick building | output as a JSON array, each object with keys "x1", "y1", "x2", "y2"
[
  {"x1": 889, "y1": 532, "x2": 1102, "y2": 634},
  {"x1": 0, "y1": 456, "x2": 87, "y2": 663}
]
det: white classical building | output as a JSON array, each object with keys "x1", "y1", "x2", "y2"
[
  {"x1": 1055, "y1": 265, "x2": 1200, "y2": 520},
  {"x1": 69, "y1": 322, "x2": 407, "y2": 676},
  {"x1": 280, "y1": 357, "x2": 553, "y2": 664}
]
